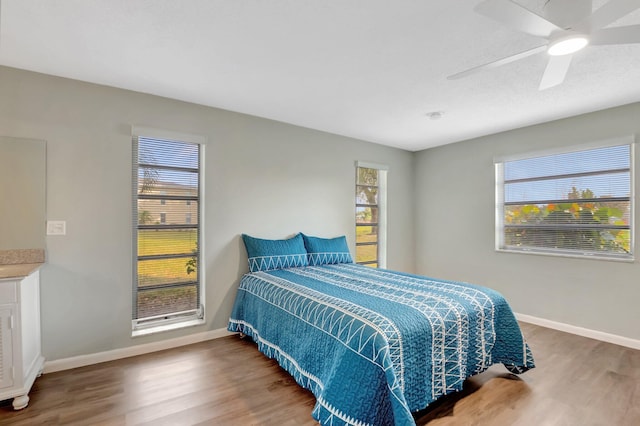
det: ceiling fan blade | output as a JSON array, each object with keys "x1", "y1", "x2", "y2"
[
  {"x1": 475, "y1": 0, "x2": 562, "y2": 38},
  {"x1": 448, "y1": 45, "x2": 547, "y2": 80},
  {"x1": 539, "y1": 54, "x2": 573, "y2": 90},
  {"x1": 575, "y1": 0, "x2": 640, "y2": 32},
  {"x1": 543, "y1": 0, "x2": 593, "y2": 29},
  {"x1": 590, "y1": 24, "x2": 640, "y2": 45}
]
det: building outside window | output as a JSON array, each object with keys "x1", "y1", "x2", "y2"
[{"x1": 356, "y1": 162, "x2": 387, "y2": 268}]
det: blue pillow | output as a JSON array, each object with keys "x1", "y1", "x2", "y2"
[
  {"x1": 301, "y1": 234, "x2": 353, "y2": 266},
  {"x1": 241, "y1": 233, "x2": 309, "y2": 272}
]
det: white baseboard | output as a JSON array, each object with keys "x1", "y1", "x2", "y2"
[
  {"x1": 515, "y1": 313, "x2": 640, "y2": 350},
  {"x1": 43, "y1": 328, "x2": 235, "y2": 374},
  {"x1": 43, "y1": 316, "x2": 639, "y2": 374}
]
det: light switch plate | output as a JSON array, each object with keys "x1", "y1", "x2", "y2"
[{"x1": 47, "y1": 220, "x2": 66, "y2": 235}]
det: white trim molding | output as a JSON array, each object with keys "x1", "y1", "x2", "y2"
[
  {"x1": 131, "y1": 125, "x2": 206, "y2": 145},
  {"x1": 43, "y1": 328, "x2": 234, "y2": 374},
  {"x1": 516, "y1": 313, "x2": 640, "y2": 350},
  {"x1": 355, "y1": 160, "x2": 389, "y2": 171},
  {"x1": 43, "y1": 317, "x2": 640, "y2": 374}
]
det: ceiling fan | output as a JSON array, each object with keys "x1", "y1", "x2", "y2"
[{"x1": 448, "y1": 0, "x2": 640, "y2": 90}]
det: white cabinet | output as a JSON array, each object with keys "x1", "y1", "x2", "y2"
[{"x1": 0, "y1": 270, "x2": 44, "y2": 410}]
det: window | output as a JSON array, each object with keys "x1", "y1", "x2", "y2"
[
  {"x1": 132, "y1": 127, "x2": 205, "y2": 335},
  {"x1": 356, "y1": 162, "x2": 388, "y2": 267},
  {"x1": 495, "y1": 141, "x2": 633, "y2": 260}
]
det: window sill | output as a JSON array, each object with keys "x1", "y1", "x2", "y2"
[
  {"x1": 496, "y1": 247, "x2": 634, "y2": 263},
  {"x1": 132, "y1": 317, "x2": 205, "y2": 337}
]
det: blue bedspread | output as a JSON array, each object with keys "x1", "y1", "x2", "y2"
[{"x1": 228, "y1": 264, "x2": 534, "y2": 426}]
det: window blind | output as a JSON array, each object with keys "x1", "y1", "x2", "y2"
[
  {"x1": 132, "y1": 134, "x2": 204, "y2": 329},
  {"x1": 496, "y1": 143, "x2": 633, "y2": 259},
  {"x1": 355, "y1": 162, "x2": 388, "y2": 268}
]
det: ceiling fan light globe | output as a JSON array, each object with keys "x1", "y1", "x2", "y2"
[{"x1": 547, "y1": 35, "x2": 590, "y2": 56}]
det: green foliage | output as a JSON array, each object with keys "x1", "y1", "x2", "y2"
[
  {"x1": 138, "y1": 210, "x2": 153, "y2": 225},
  {"x1": 356, "y1": 168, "x2": 379, "y2": 216},
  {"x1": 356, "y1": 208, "x2": 373, "y2": 222},
  {"x1": 186, "y1": 242, "x2": 198, "y2": 275},
  {"x1": 505, "y1": 187, "x2": 630, "y2": 254},
  {"x1": 357, "y1": 167, "x2": 378, "y2": 186},
  {"x1": 568, "y1": 186, "x2": 595, "y2": 200}
]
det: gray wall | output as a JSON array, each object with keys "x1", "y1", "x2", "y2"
[
  {"x1": 3, "y1": 63, "x2": 638, "y2": 361},
  {"x1": 0, "y1": 136, "x2": 46, "y2": 249},
  {"x1": 0, "y1": 66, "x2": 415, "y2": 361},
  {"x1": 415, "y1": 102, "x2": 640, "y2": 340}
]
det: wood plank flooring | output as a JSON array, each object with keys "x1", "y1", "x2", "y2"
[{"x1": 1, "y1": 323, "x2": 638, "y2": 425}]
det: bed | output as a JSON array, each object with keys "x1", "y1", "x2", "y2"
[{"x1": 227, "y1": 233, "x2": 534, "y2": 426}]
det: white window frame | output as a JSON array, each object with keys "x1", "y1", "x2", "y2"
[
  {"x1": 355, "y1": 161, "x2": 388, "y2": 268},
  {"x1": 131, "y1": 126, "x2": 206, "y2": 336},
  {"x1": 495, "y1": 137, "x2": 635, "y2": 261}
]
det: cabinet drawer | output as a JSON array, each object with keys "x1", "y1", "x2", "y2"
[{"x1": 0, "y1": 281, "x2": 17, "y2": 303}]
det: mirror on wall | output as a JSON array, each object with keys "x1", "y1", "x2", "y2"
[{"x1": 0, "y1": 136, "x2": 47, "y2": 250}]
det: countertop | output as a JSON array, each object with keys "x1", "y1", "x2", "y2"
[{"x1": 0, "y1": 263, "x2": 44, "y2": 280}]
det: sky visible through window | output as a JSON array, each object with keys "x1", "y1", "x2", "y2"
[
  {"x1": 504, "y1": 145, "x2": 630, "y2": 202},
  {"x1": 139, "y1": 137, "x2": 198, "y2": 168},
  {"x1": 138, "y1": 137, "x2": 199, "y2": 189}
]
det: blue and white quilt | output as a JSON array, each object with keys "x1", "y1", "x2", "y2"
[{"x1": 228, "y1": 264, "x2": 534, "y2": 426}]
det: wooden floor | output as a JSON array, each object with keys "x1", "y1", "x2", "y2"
[{"x1": 1, "y1": 323, "x2": 638, "y2": 425}]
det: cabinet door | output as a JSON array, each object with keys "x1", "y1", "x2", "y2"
[{"x1": 0, "y1": 306, "x2": 14, "y2": 389}]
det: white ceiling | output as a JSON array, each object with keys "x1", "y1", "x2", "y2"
[{"x1": 1, "y1": 0, "x2": 639, "y2": 151}]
